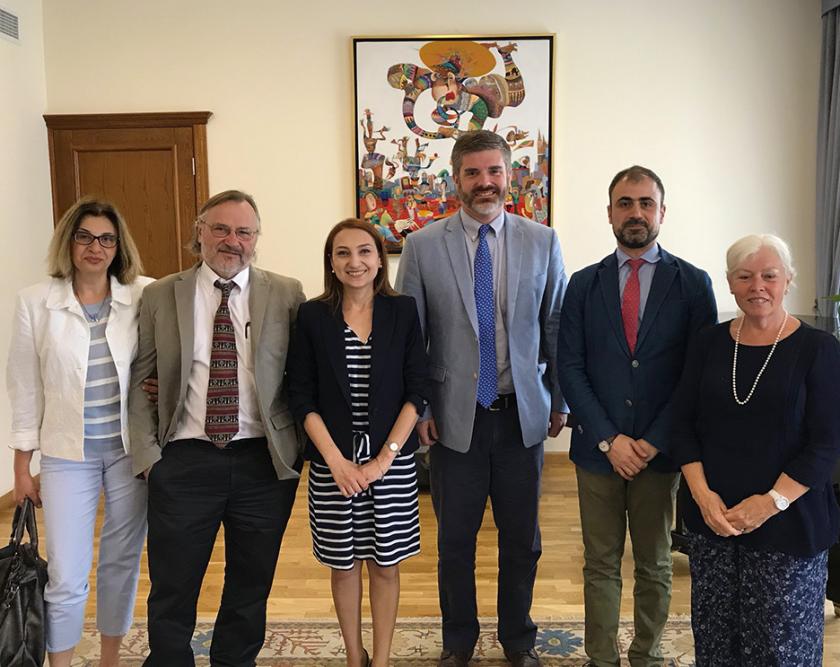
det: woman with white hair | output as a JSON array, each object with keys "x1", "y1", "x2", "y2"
[{"x1": 671, "y1": 234, "x2": 840, "y2": 666}]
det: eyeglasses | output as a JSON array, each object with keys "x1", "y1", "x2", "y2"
[
  {"x1": 73, "y1": 230, "x2": 119, "y2": 248},
  {"x1": 201, "y1": 222, "x2": 259, "y2": 242}
]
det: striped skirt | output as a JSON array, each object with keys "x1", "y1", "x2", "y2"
[{"x1": 308, "y1": 434, "x2": 421, "y2": 570}]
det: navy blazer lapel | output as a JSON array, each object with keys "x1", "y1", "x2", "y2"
[
  {"x1": 444, "y1": 213, "x2": 479, "y2": 335},
  {"x1": 636, "y1": 249, "x2": 678, "y2": 352},
  {"x1": 597, "y1": 254, "x2": 631, "y2": 356},
  {"x1": 505, "y1": 214, "x2": 524, "y2": 321},
  {"x1": 369, "y1": 294, "x2": 395, "y2": 403},
  {"x1": 323, "y1": 306, "x2": 352, "y2": 408}
]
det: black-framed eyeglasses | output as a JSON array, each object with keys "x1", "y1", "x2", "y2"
[
  {"x1": 73, "y1": 230, "x2": 119, "y2": 248},
  {"x1": 201, "y1": 222, "x2": 259, "y2": 242}
]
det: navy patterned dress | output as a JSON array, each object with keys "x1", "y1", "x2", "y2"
[{"x1": 672, "y1": 322, "x2": 840, "y2": 666}]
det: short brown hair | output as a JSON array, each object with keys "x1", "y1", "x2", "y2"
[
  {"x1": 316, "y1": 218, "x2": 397, "y2": 311},
  {"x1": 608, "y1": 165, "x2": 665, "y2": 203},
  {"x1": 47, "y1": 197, "x2": 144, "y2": 283},
  {"x1": 451, "y1": 130, "x2": 511, "y2": 176},
  {"x1": 188, "y1": 189, "x2": 261, "y2": 255}
]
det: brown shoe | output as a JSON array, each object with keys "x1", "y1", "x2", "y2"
[
  {"x1": 504, "y1": 648, "x2": 542, "y2": 667},
  {"x1": 835, "y1": 602, "x2": 840, "y2": 618},
  {"x1": 438, "y1": 649, "x2": 473, "y2": 666}
]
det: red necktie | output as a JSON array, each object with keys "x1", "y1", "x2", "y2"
[
  {"x1": 621, "y1": 259, "x2": 645, "y2": 354},
  {"x1": 205, "y1": 280, "x2": 239, "y2": 447}
]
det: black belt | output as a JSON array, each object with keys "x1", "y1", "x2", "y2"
[
  {"x1": 170, "y1": 436, "x2": 267, "y2": 451},
  {"x1": 481, "y1": 393, "x2": 516, "y2": 412}
]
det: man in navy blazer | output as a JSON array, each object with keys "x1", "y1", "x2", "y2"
[
  {"x1": 558, "y1": 166, "x2": 716, "y2": 667},
  {"x1": 397, "y1": 130, "x2": 567, "y2": 667}
]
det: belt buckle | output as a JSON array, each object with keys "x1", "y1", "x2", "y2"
[{"x1": 488, "y1": 400, "x2": 502, "y2": 412}]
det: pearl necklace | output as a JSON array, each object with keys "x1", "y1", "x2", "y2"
[{"x1": 731, "y1": 312, "x2": 788, "y2": 406}]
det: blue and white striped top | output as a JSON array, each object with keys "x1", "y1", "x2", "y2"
[
  {"x1": 346, "y1": 328, "x2": 371, "y2": 433},
  {"x1": 83, "y1": 308, "x2": 122, "y2": 451}
]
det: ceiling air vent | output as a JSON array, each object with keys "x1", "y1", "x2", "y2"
[{"x1": 0, "y1": 6, "x2": 19, "y2": 41}]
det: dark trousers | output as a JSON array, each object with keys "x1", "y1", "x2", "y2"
[
  {"x1": 430, "y1": 404, "x2": 542, "y2": 653},
  {"x1": 143, "y1": 438, "x2": 298, "y2": 667},
  {"x1": 827, "y1": 484, "x2": 840, "y2": 603}
]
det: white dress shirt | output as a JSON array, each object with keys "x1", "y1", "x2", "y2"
[
  {"x1": 171, "y1": 263, "x2": 264, "y2": 442},
  {"x1": 616, "y1": 243, "x2": 662, "y2": 324}
]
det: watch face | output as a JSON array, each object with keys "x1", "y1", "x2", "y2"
[
  {"x1": 388, "y1": 442, "x2": 399, "y2": 452},
  {"x1": 770, "y1": 490, "x2": 790, "y2": 511},
  {"x1": 598, "y1": 440, "x2": 610, "y2": 453}
]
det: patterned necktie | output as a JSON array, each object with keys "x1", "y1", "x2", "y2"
[
  {"x1": 474, "y1": 224, "x2": 498, "y2": 409},
  {"x1": 621, "y1": 258, "x2": 645, "y2": 354},
  {"x1": 206, "y1": 280, "x2": 239, "y2": 447}
]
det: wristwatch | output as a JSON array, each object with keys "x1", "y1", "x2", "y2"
[
  {"x1": 387, "y1": 441, "x2": 400, "y2": 454},
  {"x1": 598, "y1": 435, "x2": 617, "y2": 453},
  {"x1": 768, "y1": 489, "x2": 790, "y2": 511}
]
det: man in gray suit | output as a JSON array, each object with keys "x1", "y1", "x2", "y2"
[
  {"x1": 396, "y1": 130, "x2": 567, "y2": 667},
  {"x1": 129, "y1": 190, "x2": 305, "y2": 667}
]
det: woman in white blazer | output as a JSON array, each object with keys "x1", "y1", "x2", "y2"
[{"x1": 9, "y1": 197, "x2": 152, "y2": 667}]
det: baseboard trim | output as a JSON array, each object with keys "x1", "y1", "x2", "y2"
[
  {"x1": 0, "y1": 473, "x2": 39, "y2": 509},
  {"x1": 0, "y1": 487, "x2": 17, "y2": 509}
]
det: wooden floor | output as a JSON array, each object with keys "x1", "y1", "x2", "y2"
[{"x1": 3, "y1": 453, "x2": 838, "y2": 657}]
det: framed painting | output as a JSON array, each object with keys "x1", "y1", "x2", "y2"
[{"x1": 353, "y1": 34, "x2": 555, "y2": 253}]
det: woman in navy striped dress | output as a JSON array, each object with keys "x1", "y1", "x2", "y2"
[{"x1": 288, "y1": 218, "x2": 428, "y2": 667}]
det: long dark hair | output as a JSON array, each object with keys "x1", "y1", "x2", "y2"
[{"x1": 316, "y1": 218, "x2": 398, "y2": 312}]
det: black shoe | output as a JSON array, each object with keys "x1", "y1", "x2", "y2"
[
  {"x1": 438, "y1": 649, "x2": 473, "y2": 666},
  {"x1": 361, "y1": 648, "x2": 371, "y2": 667},
  {"x1": 504, "y1": 648, "x2": 542, "y2": 667}
]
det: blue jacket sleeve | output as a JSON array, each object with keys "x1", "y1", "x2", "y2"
[
  {"x1": 557, "y1": 272, "x2": 618, "y2": 446},
  {"x1": 285, "y1": 302, "x2": 321, "y2": 424},
  {"x1": 400, "y1": 297, "x2": 430, "y2": 416},
  {"x1": 641, "y1": 271, "x2": 717, "y2": 455}
]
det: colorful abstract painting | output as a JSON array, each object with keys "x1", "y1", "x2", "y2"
[{"x1": 353, "y1": 35, "x2": 555, "y2": 253}]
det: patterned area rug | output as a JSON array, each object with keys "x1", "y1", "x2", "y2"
[{"x1": 73, "y1": 617, "x2": 695, "y2": 666}]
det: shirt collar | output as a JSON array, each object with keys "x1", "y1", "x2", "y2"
[
  {"x1": 460, "y1": 208, "x2": 505, "y2": 241},
  {"x1": 47, "y1": 274, "x2": 133, "y2": 310},
  {"x1": 198, "y1": 262, "x2": 250, "y2": 293},
  {"x1": 616, "y1": 243, "x2": 661, "y2": 268}
]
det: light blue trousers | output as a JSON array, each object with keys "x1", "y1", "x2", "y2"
[{"x1": 40, "y1": 446, "x2": 147, "y2": 653}]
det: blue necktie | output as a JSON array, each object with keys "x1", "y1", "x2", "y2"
[{"x1": 474, "y1": 224, "x2": 498, "y2": 408}]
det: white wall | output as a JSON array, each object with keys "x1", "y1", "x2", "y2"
[
  {"x1": 0, "y1": 0, "x2": 53, "y2": 494},
  {"x1": 40, "y1": 0, "x2": 821, "y2": 311},
  {"x1": 0, "y1": 0, "x2": 810, "y2": 476}
]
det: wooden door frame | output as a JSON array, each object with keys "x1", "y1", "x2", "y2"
[{"x1": 43, "y1": 111, "x2": 212, "y2": 224}]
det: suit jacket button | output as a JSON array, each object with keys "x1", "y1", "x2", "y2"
[
  {"x1": 577, "y1": 425, "x2": 583, "y2": 434},
  {"x1": 625, "y1": 399, "x2": 633, "y2": 407},
  {"x1": 631, "y1": 360, "x2": 639, "y2": 368},
  {"x1": 473, "y1": 372, "x2": 478, "y2": 379}
]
